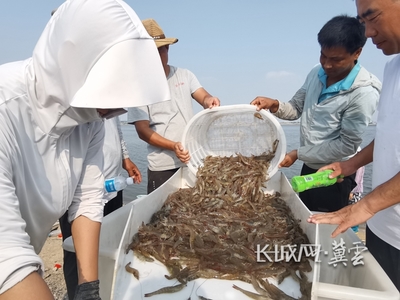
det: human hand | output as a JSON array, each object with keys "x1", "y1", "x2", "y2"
[
  {"x1": 250, "y1": 97, "x2": 279, "y2": 112},
  {"x1": 122, "y1": 158, "x2": 142, "y2": 184},
  {"x1": 279, "y1": 150, "x2": 297, "y2": 168},
  {"x1": 307, "y1": 201, "x2": 374, "y2": 238},
  {"x1": 203, "y1": 96, "x2": 220, "y2": 109},
  {"x1": 318, "y1": 161, "x2": 354, "y2": 183},
  {"x1": 73, "y1": 280, "x2": 101, "y2": 300},
  {"x1": 174, "y1": 142, "x2": 190, "y2": 163}
]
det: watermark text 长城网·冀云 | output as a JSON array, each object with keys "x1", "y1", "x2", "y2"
[{"x1": 255, "y1": 238, "x2": 367, "y2": 267}]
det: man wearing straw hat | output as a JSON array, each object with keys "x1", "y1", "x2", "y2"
[{"x1": 128, "y1": 18, "x2": 220, "y2": 194}]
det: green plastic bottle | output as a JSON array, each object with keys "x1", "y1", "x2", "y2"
[{"x1": 291, "y1": 170, "x2": 338, "y2": 193}]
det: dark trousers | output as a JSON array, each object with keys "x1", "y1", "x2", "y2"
[
  {"x1": 366, "y1": 226, "x2": 400, "y2": 291},
  {"x1": 147, "y1": 168, "x2": 179, "y2": 194},
  {"x1": 298, "y1": 164, "x2": 356, "y2": 212},
  {"x1": 59, "y1": 190, "x2": 123, "y2": 299}
]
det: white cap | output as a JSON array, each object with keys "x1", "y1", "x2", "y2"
[{"x1": 126, "y1": 177, "x2": 134, "y2": 185}]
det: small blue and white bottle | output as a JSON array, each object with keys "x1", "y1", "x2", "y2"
[{"x1": 104, "y1": 175, "x2": 134, "y2": 193}]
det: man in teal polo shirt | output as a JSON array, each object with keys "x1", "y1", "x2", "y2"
[{"x1": 251, "y1": 15, "x2": 381, "y2": 212}]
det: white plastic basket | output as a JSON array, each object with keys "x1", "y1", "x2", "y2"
[{"x1": 182, "y1": 104, "x2": 286, "y2": 177}]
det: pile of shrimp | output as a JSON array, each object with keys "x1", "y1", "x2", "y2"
[{"x1": 128, "y1": 153, "x2": 312, "y2": 299}]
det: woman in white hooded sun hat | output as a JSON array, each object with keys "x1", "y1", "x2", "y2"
[{"x1": 0, "y1": 0, "x2": 169, "y2": 299}]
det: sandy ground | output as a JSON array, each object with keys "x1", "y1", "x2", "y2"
[{"x1": 39, "y1": 232, "x2": 67, "y2": 300}]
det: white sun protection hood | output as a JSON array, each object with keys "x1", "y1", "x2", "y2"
[
  {"x1": 33, "y1": 0, "x2": 169, "y2": 115},
  {"x1": 0, "y1": 0, "x2": 172, "y2": 293},
  {"x1": 71, "y1": 39, "x2": 167, "y2": 109}
]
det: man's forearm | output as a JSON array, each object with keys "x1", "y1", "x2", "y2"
[
  {"x1": 135, "y1": 123, "x2": 176, "y2": 151},
  {"x1": 363, "y1": 171, "x2": 400, "y2": 214},
  {"x1": 141, "y1": 130, "x2": 176, "y2": 151}
]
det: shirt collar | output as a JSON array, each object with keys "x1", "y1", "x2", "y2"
[{"x1": 318, "y1": 61, "x2": 361, "y2": 92}]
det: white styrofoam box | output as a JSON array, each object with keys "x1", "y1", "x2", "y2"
[
  {"x1": 64, "y1": 169, "x2": 399, "y2": 299},
  {"x1": 109, "y1": 170, "x2": 317, "y2": 300},
  {"x1": 181, "y1": 104, "x2": 286, "y2": 178},
  {"x1": 314, "y1": 221, "x2": 399, "y2": 300}
]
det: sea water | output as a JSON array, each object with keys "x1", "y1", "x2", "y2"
[{"x1": 121, "y1": 123, "x2": 376, "y2": 204}]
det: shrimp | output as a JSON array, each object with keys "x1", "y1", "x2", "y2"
[
  {"x1": 124, "y1": 262, "x2": 139, "y2": 280},
  {"x1": 132, "y1": 153, "x2": 312, "y2": 299},
  {"x1": 134, "y1": 250, "x2": 155, "y2": 262},
  {"x1": 258, "y1": 278, "x2": 296, "y2": 300},
  {"x1": 232, "y1": 284, "x2": 273, "y2": 299},
  {"x1": 144, "y1": 283, "x2": 186, "y2": 297},
  {"x1": 254, "y1": 112, "x2": 264, "y2": 120}
]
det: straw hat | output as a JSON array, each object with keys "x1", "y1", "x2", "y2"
[{"x1": 142, "y1": 18, "x2": 178, "y2": 48}]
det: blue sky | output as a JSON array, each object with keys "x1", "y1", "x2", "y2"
[{"x1": 0, "y1": 1, "x2": 391, "y2": 116}]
